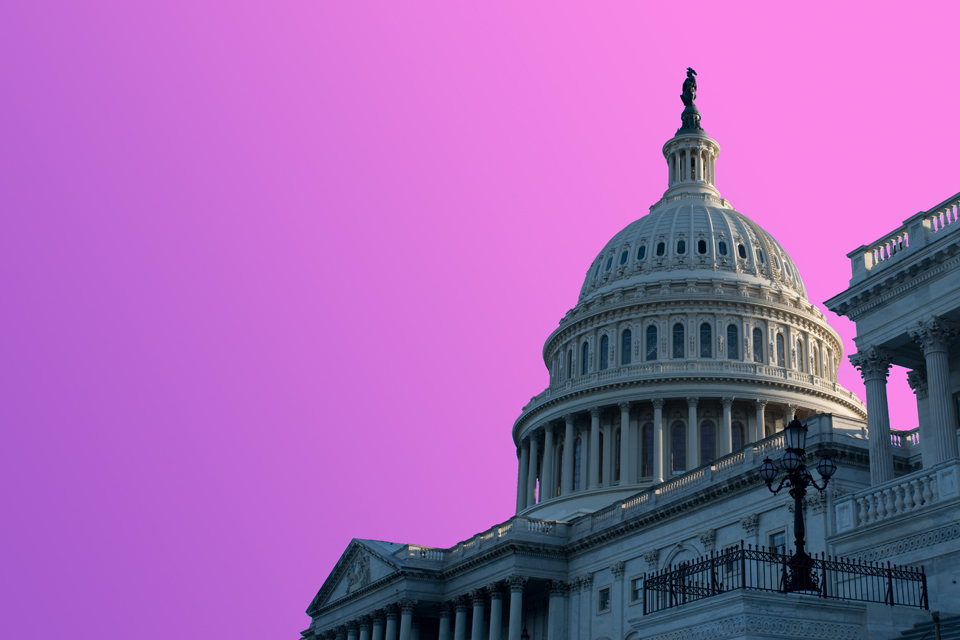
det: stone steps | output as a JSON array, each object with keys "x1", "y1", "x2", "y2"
[{"x1": 897, "y1": 613, "x2": 960, "y2": 640}]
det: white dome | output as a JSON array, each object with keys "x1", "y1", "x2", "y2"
[{"x1": 578, "y1": 200, "x2": 807, "y2": 305}]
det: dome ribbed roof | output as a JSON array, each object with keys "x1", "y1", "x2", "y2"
[{"x1": 578, "y1": 199, "x2": 806, "y2": 304}]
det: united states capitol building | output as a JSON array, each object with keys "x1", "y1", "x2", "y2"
[{"x1": 301, "y1": 72, "x2": 960, "y2": 640}]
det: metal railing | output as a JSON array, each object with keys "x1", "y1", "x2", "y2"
[{"x1": 642, "y1": 542, "x2": 928, "y2": 614}]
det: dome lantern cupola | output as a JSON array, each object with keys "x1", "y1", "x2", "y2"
[{"x1": 662, "y1": 67, "x2": 721, "y2": 199}]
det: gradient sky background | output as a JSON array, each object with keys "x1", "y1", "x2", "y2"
[{"x1": 2, "y1": 2, "x2": 960, "y2": 638}]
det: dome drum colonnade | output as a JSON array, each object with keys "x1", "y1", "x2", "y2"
[{"x1": 513, "y1": 69, "x2": 865, "y2": 516}]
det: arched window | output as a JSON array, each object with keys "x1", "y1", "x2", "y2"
[
  {"x1": 756, "y1": 248, "x2": 765, "y2": 264},
  {"x1": 598, "y1": 431, "x2": 604, "y2": 484},
  {"x1": 614, "y1": 429, "x2": 622, "y2": 482},
  {"x1": 796, "y1": 339, "x2": 804, "y2": 372},
  {"x1": 700, "y1": 420, "x2": 716, "y2": 466},
  {"x1": 646, "y1": 325, "x2": 658, "y2": 361},
  {"x1": 776, "y1": 334, "x2": 785, "y2": 367},
  {"x1": 622, "y1": 330, "x2": 632, "y2": 365},
  {"x1": 642, "y1": 423, "x2": 654, "y2": 477},
  {"x1": 595, "y1": 262, "x2": 602, "y2": 278},
  {"x1": 718, "y1": 241, "x2": 728, "y2": 256},
  {"x1": 656, "y1": 242, "x2": 666, "y2": 257},
  {"x1": 727, "y1": 325, "x2": 740, "y2": 359},
  {"x1": 574, "y1": 438, "x2": 582, "y2": 490},
  {"x1": 673, "y1": 323, "x2": 685, "y2": 359},
  {"x1": 677, "y1": 239, "x2": 686, "y2": 255},
  {"x1": 783, "y1": 260, "x2": 792, "y2": 277},
  {"x1": 567, "y1": 349, "x2": 573, "y2": 379},
  {"x1": 700, "y1": 322, "x2": 712, "y2": 358},
  {"x1": 698, "y1": 239, "x2": 707, "y2": 254},
  {"x1": 671, "y1": 421, "x2": 686, "y2": 474},
  {"x1": 737, "y1": 243, "x2": 747, "y2": 259},
  {"x1": 620, "y1": 250, "x2": 628, "y2": 265},
  {"x1": 732, "y1": 421, "x2": 744, "y2": 451},
  {"x1": 605, "y1": 257, "x2": 613, "y2": 271},
  {"x1": 600, "y1": 335, "x2": 610, "y2": 370},
  {"x1": 753, "y1": 327, "x2": 763, "y2": 363},
  {"x1": 582, "y1": 342, "x2": 590, "y2": 375},
  {"x1": 556, "y1": 444, "x2": 563, "y2": 496},
  {"x1": 637, "y1": 245, "x2": 647, "y2": 260}
]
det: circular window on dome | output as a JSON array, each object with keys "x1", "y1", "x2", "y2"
[
  {"x1": 718, "y1": 241, "x2": 728, "y2": 256},
  {"x1": 620, "y1": 250, "x2": 628, "y2": 265},
  {"x1": 677, "y1": 240, "x2": 686, "y2": 254},
  {"x1": 737, "y1": 243, "x2": 747, "y2": 259},
  {"x1": 606, "y1": 257, "x2": 613, "y2": 271},
  {"x1": 698, "y1": 239, "x2": 707, "y2": 254},
  {"x1": 637, "y1": 245, "x2": 647, "y2": 260},
  {"x1": 756, "y1": 248, "x2": 765, "y2": 264},
  {"x1": 656, "y1": 242, "x2": 665, "y2": 257}
]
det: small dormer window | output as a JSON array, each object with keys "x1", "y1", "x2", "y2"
[
  {"x1": 606, "y1": 257, "x2": 613, "y2": 271},
  {"x1": 698, "y1": 239, "x2": 707, "y2": 254},
  {"x1": 656, "y1": 242, "x2": 666, "y2": 257},
  {"x1": 620, "y1": 250, "x2": 628, "y2": 265},
  {"x1": 784, "y1": 260, "x2": 792, "y2": 276},
  {"x1": 737, "y1": 243, "x2": 747, "y2": 259},
  {"x1": 677, "y1": 240, "x2": 686, "y2": 255},
  {"x1": 718, "y1": 241, "x2": 728, "y2": 256},
  {"x1": 756, "y1": 249, "x2": 765, "y2": 264},
  {"x1": 595, "y1": 262, "x2": 602, "y2": 278},
  {"x1": 638, "y1": 245, "x2": 647, "y2": 260}
]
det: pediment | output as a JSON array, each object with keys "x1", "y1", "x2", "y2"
[{"x1": 308, "y1": 540, "x2": 401, "y2": 613}]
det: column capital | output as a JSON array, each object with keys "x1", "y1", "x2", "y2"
[
  {"x1": 469, "y1": 589, "x2": 485, "y2": 606},
  {"x1": 335, "y1": 626, "x2": 348, "y2": 640},
  {"x1": 487, "y1": 583, "x2": 503, "y2": 599},
  {"x1": 849, "y1": 345, "x2": 892, "y2": 381},
  {"x1": 618, "y1": 401, "x2": 632, "y2": 412},
  {"x1": 437, "y1": 602, "x2": 452, "y2": 618},
  {"x1": 579, "y1": 573, "x2": 594, "y2": 589},
  {"x1": 507, "y1": 575, "x2": 528, "y2": 593},
  {"x1": 754, "y1": 399, "x2": 768, "y2": 409},
  {"x1": 548, "y1": 579, "x2": 569, "y2": 596},
  {"x1": 568, "y1": 579, "x2": 582, "y2": 594},
  {"x1": 588, "y1": 406, "x2": 601, "y2": 418},
  {"x1": 686, "y1": 396, "x2": 699, "y2": 408},
  {"x1": 372, "y1": 611, "x2": 386, "y2": 625},
  {"x1": 399, "y1": 599, "x2": 416, "y2": 614},
  {"x1": 346, "y1": 621, "x2": 359, "y2": 633},
  {"x1": 454, "y1": 597, "x2": 468, "y2": 612},
  {"x1": 359, "y1": 616, "x2": 372, "y2": 631},
  {"x1": 385, "y1": 604, "x2": 400, "y2": 620},
  {"x1": 721, "y1": 396, "x2": 734, "y2": 408},
  {"x1": 910, "y1": 316, "x2": 959, "y2": 355},
  {"x1": 610, "y1": 561, "x2": 626, "y2": 580},
  {"x1": 652, "y1": 397, "x2": 665, "y2": 409},
  {"x1": 563, "y1": 413, "x2": 575, "y2": 424},
  {"x1": 907, "y1": 368, "x2": 929, "y2": 398},
  {"x1": 787, "y1": 403, "x2": 799, "y2": 411}
]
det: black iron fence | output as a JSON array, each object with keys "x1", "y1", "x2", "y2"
[{"x1": 642, "y1": 541, "x2": 928, "y2": 614}]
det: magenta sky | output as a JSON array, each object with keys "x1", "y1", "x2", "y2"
[{"x1": 2, "y1": 2, "x2": 959, "y2": 638}]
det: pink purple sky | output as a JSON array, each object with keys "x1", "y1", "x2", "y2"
[{"x1": 2, "y1": 2, "x2": 959, "y2": 638}]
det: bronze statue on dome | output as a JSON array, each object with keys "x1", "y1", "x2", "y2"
[{"x1": 681, "y1": 67, "x2": 697, "y2": 106}]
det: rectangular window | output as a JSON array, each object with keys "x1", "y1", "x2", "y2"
[
  {"x1": 770, "y1": 531, "x2": 787, "y2": 555},
  {"x1": 630, "y1": 577, "x2": 643, "y2": 602},
  {"x1": 598, "y1": 587, "x2": 611, "y2": 613}
]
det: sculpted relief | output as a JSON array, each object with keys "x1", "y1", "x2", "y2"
[{"x1": 345, "y1": 552, "x2": 371, "y2": 594}]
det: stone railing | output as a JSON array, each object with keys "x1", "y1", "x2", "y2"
[
  {"x1": 834, "y1": 461, "x2": 960, "y2": 534},
  {"x1": 402, "y1": 516, "x2": 564, "y2": 566},
  {"x1": 891, "y1": 428, "x2": 920, "y2": 448},
  {"x1": 848, "y1": 191, "x2": 960, "y2": 283}
]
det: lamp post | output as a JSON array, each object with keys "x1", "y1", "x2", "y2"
[{"x1": 758, "y1": 419, "x2": 837, "y2": 593}]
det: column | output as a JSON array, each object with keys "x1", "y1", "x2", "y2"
[
  {"x1": 542, "y1": 426, "x2": 555, "y2": 500},
  {"x1": 588, "y1": 407, "x2": 601, "y2": 489},
  {"x1": 562, "y1": 414, "x2": 575, "y2": 494},
  {"x1": 437, "y1": 605, "x2": 451, "y2": 640},
  {"x1": 470, "y1": 590, "x2": 486, "y2": 640},
  {"x1": 687, "y1": 397, "x2": 699, "y2": 469},
  {"x1": 385, "y1": 606, "x2": 399, "y2": 640},
  {"x1": 488, "y1": 585, "x2": 504, "y2": 640},
  {"x1": 850, "y1": 346, "x2": 895, "y2": 484},
  {"x1": 526, "y1": 434, "x2": 539, "y2": 506},
  {"x1": 348, "y1": 622, "x2": 359, "y2": 640},
  {"x1": 579, "y1": 574, "x2": 593, "y2": 639},
  {"x1": 507, "y1": 576, "x2": 526, "y2": 640},
  {"x1": 516, "y1": 441, "x2": 529, "y2": 513},
  {"x1": 547, "y1": 581, "x2": 568, "y2": 640},
  {"x1": 753, "y1": 400, "x2": 766, "y2": 443},
  {"x1": 601, "y1": 421, "x2": 612, "y2": 486},
  {"x1": 911, "y1": 317, "x2": 960, "y2": 463},
  {"x1": 359, "y1": 616, "x2": 372, "y2": 640},
  {"x1": 398, "y1": 600, "x2": 414, "y2": 640},
  {"x1": 907, "y1": 368, "x2": 934, "y2": 467},
  {"x1": 372, "y1": 612, "x2": 385, "y2": 640},
  {"x1": 619, "y1": 402, "x2": 632, "y2": 485},
  {"x1": 410, "y1": 618, "x2": 420, "y2": 640},
  {"x1": 336, "y1": 627, "x2": 347, "y2": 640},
  {"x1": 568, "y1": 579, "x2": 580, "y2": 640},
  {"x1": 786, "y1": 403, "x2": 797, "y2": 424},
  {"x1": 720, "y1": 397, "x2": 734, "y2": 456},
  {"x1": 453, "y1": 599, "x2": 467, "y2": 640},
  {"x1": 653, "y1": 399, "x2": 664, "y2": 483}
]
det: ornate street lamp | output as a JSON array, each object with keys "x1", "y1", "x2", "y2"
[{"x1": 758, "y1": 420, "x2": 837, "y2": 593}]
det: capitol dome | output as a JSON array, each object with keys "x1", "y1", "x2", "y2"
[{"x1": 512, "y1": 79, "x2": 866, "y2": 521}]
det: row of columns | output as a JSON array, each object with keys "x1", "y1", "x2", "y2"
[
  {"x1": 851, "y1": 316, "x2": 960, "y2": 485},
  {"x1": 517, "y1": 397, "x2": 790, "y2": 512},
  {"x1": 668, "y1": 145, "x2": 716, "y2": 186},
  {"x1": 317, "y1": 577, "x2": 549, "y2": 640}
]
